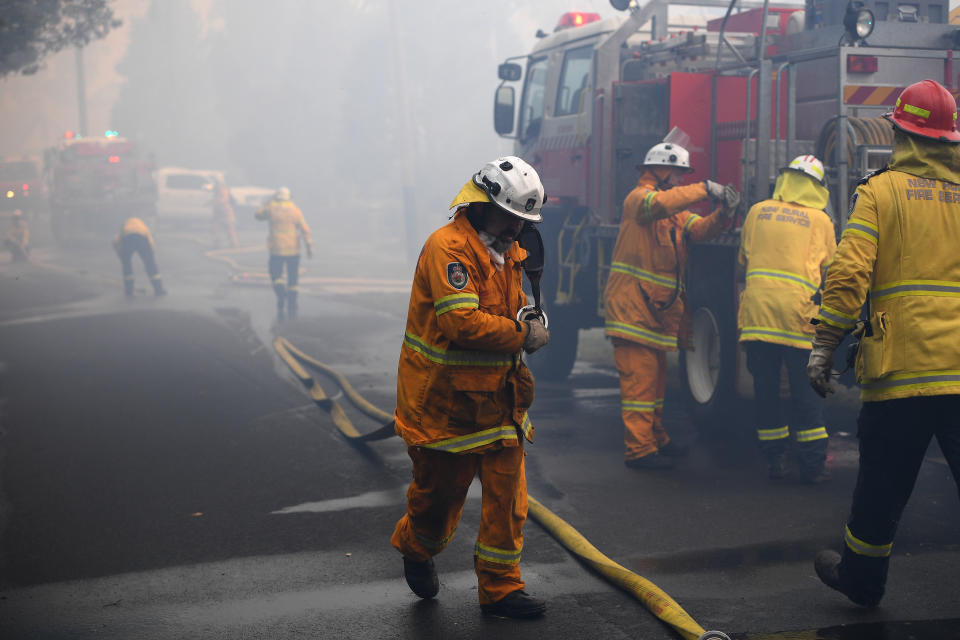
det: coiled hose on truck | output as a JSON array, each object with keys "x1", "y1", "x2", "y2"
[
  {"x1": 272, "y1": 336, "x2": 730, "y2": 640},
  {"x1": 814, "y1": 116, "x2": 894, "y2": 169}
]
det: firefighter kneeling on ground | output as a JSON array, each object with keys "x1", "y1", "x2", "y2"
[
  {"x1": 738, "y1": 155, "x2": 836, "y2": 483},
  {"x1": 808, "y1": 79, "x2": 960, "y2": 608},
  {"x1": 391, "y1": 156, "x2": 550, "y2": 618},
  {"x1": 5, "y1": 210, "x2": 30, "y2": 262},
  {"x1": 113, "y1": 216, "x2": 165, "y2": 297},
  {"x1": 255, "y1": 186, "x2": 312, "y2": 321},
  {"x1": 604, "y1": 138, "x2": 739, "y2": 470}
]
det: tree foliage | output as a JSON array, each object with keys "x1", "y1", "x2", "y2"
[{"x1": 0, "y1": 0, "x2": 121, "y2": 77}]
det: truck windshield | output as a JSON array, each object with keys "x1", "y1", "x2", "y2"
[
  {"x1": 555, "y1": 46, "x2": 592, "y2": 117},
  {"x1": 519, "y1": 57, "x2": 548, "y2": 142}
]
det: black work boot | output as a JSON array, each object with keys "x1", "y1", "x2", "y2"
[
  {"x1": 287, "y1": 292, "x2": 298, "y2": 320},
  {"x1": 403, "y1": 557, "x2": 439, "y2": 599},
  {"x1": 624, "y1": 453, "x2": 674, "y2": 470},
  {"x1": 814, "y1": 550, "x2": 883, "y2": 608},
  {"x1": 124, "y1": 280, "x2": 134, "y2": 297},
  {"x1": 481, "y1": 590, "x2": 546, "y2": 618},
  {"x1": 152, "y1": 279, "x2": 167, "y2": 296},
  {"x1": 768, "y1": 454, "x2": 787, "y2": 480},
  {"x1": 658, "y1": 441, "x2": 689, "y2": 457}
]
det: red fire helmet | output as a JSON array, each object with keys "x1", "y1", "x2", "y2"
[{"x1": 883, "y1": 79, "x2": 960, "y2": 143}]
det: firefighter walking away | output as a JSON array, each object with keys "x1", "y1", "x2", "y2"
[
  {"x1": 604, "y1": 132, "x2": 739, "y2": 470},
  {"x1": 807, "y1": 79, "x2": 960, "y2": 608},
  {"x1": 113, "y1": 217, "x2": 165, "y2": 297},
  {"x1": 255, "y1": 186, "x2": 312, "y2": 321},
  {"x1": 391, "y1": 156, "x2": 550, "y2": 619},
  {"x1": 738, "y1": 155, "x2": 836, "y2": 482},
  {"x1": 5, "y1": 210, "x2": 30, "y2": 262}
]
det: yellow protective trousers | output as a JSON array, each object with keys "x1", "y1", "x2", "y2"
[
  {"x1": 391, "y1": 443, "x2": 527, "y2": 604},
  {"x1": 613, "y1": 338, "x2": 670, "y2": 460}
]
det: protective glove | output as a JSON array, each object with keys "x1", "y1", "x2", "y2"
[
  {"x1": 306, "y1": 244, "x2": 313, "y2": 259},
  {"x1": 722, "y1": 184, "x2": 740, "y2": 218},
  {"x1": 704, "y1": 179, "x2": 726, "y2": 201},
  {"x1": 806, "y1": 323, "x2": 845, "y2": 398},
  {"x1": 523, "y1": 318, "x2": 550, "y2": 354}
]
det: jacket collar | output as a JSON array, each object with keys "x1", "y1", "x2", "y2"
[{"x1": 452, "y1": 209, "x2": 526, "y2": 280}]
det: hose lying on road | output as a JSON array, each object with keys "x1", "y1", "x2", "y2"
[{"x1": 272, "y1": 337, "x2": 730, "y2": 640}]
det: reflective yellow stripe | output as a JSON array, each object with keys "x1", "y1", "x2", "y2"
[
  {"x1": 796, "y1": 426, "x2": 828, "y2": 442},
  {"x1": 842, "y1": 219, "x2": 879, "y2": 244},
  {"x1": 682, "y1": 214, "x2": 700, "y2": 235},
  {"x1": 861, "y1": 369, "x2": 960, "y2": 398},
  {"x1": 610, "y1": 261, "x2": 676, "y2": 289},
  {"x1": 871, "y1": 279, "x2": 960, "y2": 302},
  {"x1": 817, "y1": 304, "x2": 859, "y2": 330},
  {"x1": 422, "y1": 425, "x2": 519, "y2": 453},
  {"x1": 150, "y1": 274, "x2": 162, "y2": 281},
  {"x1": 415, "y1": 526, "x2": 457, "y2": 551},
  {"x1": 434, "y1": 293, "x2": 480, "y2": 316},
  {"x1": 273, "y1": 278, "x2": 285, "y2": 284},
  {"x1": 402, "y1": 332, "x2": 516, "y2": 366},
  {"x1": 758, "y1": 426, "x2": 789, "y2": 441},
  {"x1": 605, "y1": 321, "x2": 677, "y2": 348},
  {"x1": 740, "y1": 326, "x2": 813, "y2": 348},
  {"x1": 642, "y1": 191, "x2": 657, "y2": 221},
  {"x1": 844, "y1": 525, "x2": 892, "y2": 558},
  {"x1": 901, "y1": 102, "x2": 930, "y2": 120},
  {"x1": 519, "y1": 412, "x2": 533, "y2": 440},
  {"x1": 475, "y1": 542, "x2": 522, "y2": 565},
  {"x1": 746, "y1": 268, "x2": 818, "y2": 292},
  {"x1": 622, "y1": 400, "x2": 657, "y2": 413}
]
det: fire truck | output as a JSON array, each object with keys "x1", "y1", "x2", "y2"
[
  {"x1": 493, "y1": 0, "x2": 960, "y2": 420},
  {"x1": 45, "y1": 133, "x2": 157, "y2": 244}
]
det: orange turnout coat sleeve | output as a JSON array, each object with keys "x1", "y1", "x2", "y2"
[
  {"x1": 738, "y1": 197, "x2": 836, "y2": 348},
  {"x1": 113, "y1": 217, "x2": 154, "y2": 250},
  {"x1": 603, "y1": 172, "x2": 725, "y2": 350},
  {"x1": 394, "y1": 209, "x2": 535, "y2": 453},
  {"x1": 255, "y1": 199, "x2": 312, "y2": 256}
]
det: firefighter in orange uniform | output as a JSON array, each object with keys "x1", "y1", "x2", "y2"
[
  {"x1": 604, "y1": 141, "x2": 738, "y2": 469},
  {"x1": 738, "y1": 155, "x2": 836, "y2": 482},
  {"x1": 391, "y1": 156, "x2": 550, "y2": 618},
  {"x1": 5, "y1": 210, "x2": 30, "y2": 262},
  {"x1": 113, "y1": 217, "x2": 165, "y2": 297},
  {"x1": 809, "y1": 79, "x2": 960, "y2": 608},
  {"x1": 211, "y1": 177, "x2": 238, "y2": 249},
  {"x1": 255, "y1": 187, "x2": 312, "y2": 320}
]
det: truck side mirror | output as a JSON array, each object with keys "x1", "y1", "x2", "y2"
[
  {"x1": 498, "y1": 62, "x2": 522, "y2": 82},
  {"x1": 494, "y1": 86, "x2": 516, "y2": 136}
]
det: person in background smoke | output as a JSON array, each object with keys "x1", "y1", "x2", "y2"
[
  {"x1": 211, "y1": 176, "x2": 238, "y2": 249},
  {"x1": 5, "y1": 210, "x2": 30, "y2": 262},
  {"x1": 113, "y1": 216, "x2": 165, "y2": 297},
  {"x1": 809, "y1": 79, "x2": 960, "y2": 608},
  {"x1": 254, "y1": 186, "x2": 311, "y2": 321},
  {"x1": 738, "y1": 155, "x2": 836, "y2": 483},
  {"x1": 391, "y1": 156, "x2": 550, "y2": 619},
  {"x1": 604, "y1": 140, "x2": 739, "y2": 470}
]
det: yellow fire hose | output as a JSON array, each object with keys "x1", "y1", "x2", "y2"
[{"x1": 273, "y1": 337, "x2": 730, "y2": 640}]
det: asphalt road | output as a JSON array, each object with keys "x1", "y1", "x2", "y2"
[{"x1": 0, "y1": 217, "x2": 958, "y2": 639}]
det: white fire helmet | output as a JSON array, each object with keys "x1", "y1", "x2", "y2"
[
  {"x1": 784, "y1": 155, "x2": 825, "y2": 184},
  {"x1": 643, "y1": 142, "x2": 692, "y2": 172},
  {"x1": 473, "y1": 156, "x2": 545, "y2": 222},
  {"x1": 275, "y1": 186, "x2": 291, "y2": 201}
]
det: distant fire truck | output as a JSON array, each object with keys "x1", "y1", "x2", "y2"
[
  {"x1": 45, "y1": 133, "x2": 157, "y2": 243},
  {"x1": 493, "y1": 0, "x2": 959, "y2": 420}
]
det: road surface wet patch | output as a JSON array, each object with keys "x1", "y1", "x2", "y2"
[{"x1": 733, "y1": 618, "x2": 960, "y2": 639}]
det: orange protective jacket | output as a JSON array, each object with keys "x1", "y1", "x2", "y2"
[
  {"x1": 255, "y1": 199, "x2": 312, "y2": 256},
  {"x1": 394, "y1": 209, "x2": 535, "y2": 453},
  {"x1": 604, "y1": 172, "x2": 725, "y2": 350},
  {"x1": 113, "y1": 217, "x2": 154, "y2": 250}
]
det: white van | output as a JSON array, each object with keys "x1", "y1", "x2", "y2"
[{"x1": 155, "y1": 167, "x2": 224, "y2": 223}]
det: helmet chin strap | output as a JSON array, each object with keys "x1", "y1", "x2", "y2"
[{"x1": 652, "y1": 167, "x2": 673, "y2": 191}]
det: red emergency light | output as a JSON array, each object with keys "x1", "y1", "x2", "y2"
[
  {"x1": 108, "y1": 156, "x2": 120, "y2": 163},
  {"x1": 556, "y1": 11, "x2": 601, "y2": 31},
  {"x1": 847, "y1": 55, "x2": 878, "y2": 73},
  {"x1": 22, "y1": 183, "x2": 29, "y2": 191},
  {"x1": 64, "y1": 130, "x2": 74, "y2": 139}
]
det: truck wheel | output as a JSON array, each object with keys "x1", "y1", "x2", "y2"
[
  {"x1": 679, "y1": 300, "x2": 738, "y2": 426},
  {"x1": 526, "y1": 309, "x2": 579, "y2": 381}
]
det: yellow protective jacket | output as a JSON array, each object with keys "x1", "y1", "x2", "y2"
[
  {"x1": 603, "y1": 172, "x2": 725, "y2": 350},
  {"x1": 816, "y1": 133, "x2": 960, "y2": 401},
  {"x1": 255, "y1": 199, "x2": 312, "y2": 256},
  {"x1": 394, "y1": 209, "x2": 535, "y2": 453},
  {"x1": 113, "y1": 217, "x2": 154, "y2": 249},
  {"x1": 7, "y1": 218, "x2": 29, "y2": 249},
  {"x1": 738, "y1": 177, "x2": 836, "y2": 349}
]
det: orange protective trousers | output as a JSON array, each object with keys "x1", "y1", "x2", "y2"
[
  {"x1": 613, "y1": 338, "x2": 670, "y2": 460},
  {"x1": 391, "y1": 443, "x2": 527, "y2": 604}
]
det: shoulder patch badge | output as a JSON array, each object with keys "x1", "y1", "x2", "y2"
[
  {"x1": 446, "y1": 261, "x2": 468, "y2": 290},
  {"x1": 848, "y1": 192, "x2": 859, "y2": 217}
]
